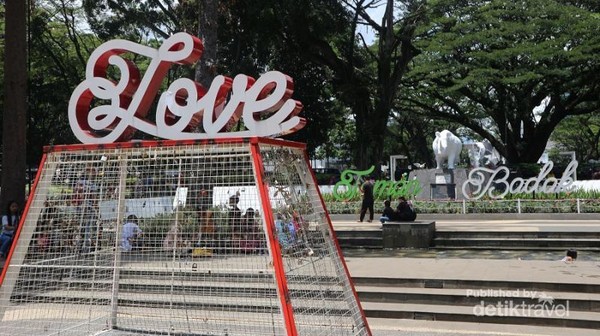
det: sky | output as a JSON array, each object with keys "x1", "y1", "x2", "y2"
[{"x1": 358, "y1": 3, "x2": 387, "y2": 45}]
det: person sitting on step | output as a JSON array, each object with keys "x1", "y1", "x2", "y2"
[
  {"x1": 379, "y1": 200, "x2": 397, "y2": 223},
  {"x1": 396, "y1": 196, "x2": 417, "y2": 221}
]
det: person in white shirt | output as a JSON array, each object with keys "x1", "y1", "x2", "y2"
[{"x1": 121, "y1": 215, "x2": 143, "y2": 252}]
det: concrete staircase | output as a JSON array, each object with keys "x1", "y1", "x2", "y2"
[
  {"x1": 13, "y1": 259, "x2": 600, "y2": 332},
  {"x1": 353, "y1": 275, "x2": 600, "y2": 330},
  {"x1": 335, "y1": 228, "x2": 600, "y2": 251}
]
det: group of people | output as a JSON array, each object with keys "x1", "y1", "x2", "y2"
[
  {"x1": 380, "y1": 197, "x2": 417, "y2": 223},
  {"x1": 274, "y1": 211, "x2": 313, "y2": 257},
  {"x1": 358, "y1": 176, "x2": 417, "y2": 224},
  {"x1": 118, "y1": 194, "x2": 265, "y2": 254},
  {"x1": 226, "y1": 195, "x2": 264, "y2": 254}
]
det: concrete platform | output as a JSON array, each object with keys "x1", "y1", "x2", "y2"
[
  {"x1": 382, "y1": 221, "x2": 435, "y2": 248},
  {"x1": 345, "y1": 257, "x2": 600, "y2": 286},
  {"x1": 330, "y1": 214, "x2": 600, "y2": 233}
]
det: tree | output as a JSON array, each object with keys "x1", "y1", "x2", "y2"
[
  {"x1": 1, "y1": 0, "x2": 28, "y2": 207},
  {"x1": 387, "y1": 110, "x2": 453, "y2": 168},
  {"x1": 268, "y1": 0, "x2": 426, "y2": 174},
  {"x1": 27, "y1": 1, "x2": 101, "y2": 162},
  {"x1": 73, "y1": 1, "x2": 430, "y2": 171},
  {"x1": 83, "y1": 0, "x2": 182, "y2": 39},
  {"x1": 80, "y1": 1, "x2": 346, "y2": 155},
  {"x1": 194, "y1": 0, "x2": 218, "y2": 88},
  {"x1": 550, "y1": 112, "x2": 600, "y2": 162},
  {"x1": 403, "y1": 0, "x2": 600, "y2": 165}
]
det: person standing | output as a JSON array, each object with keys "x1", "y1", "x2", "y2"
[
  {"x1": 239, "y1": 208, "x2": 259, "y2": 253},
  {"x1": 1, "y1": 201, "x2": 21, "y2": 258},
  {"x1": 121, "y1": 214, "x2": 143, "y2": 252},
  {"x1": 228, "y1": 194, "x2": 242, "y2": 253},
  {"x1": 73, "y1": 166, "x2": 99, "y2": 252},
  {"x1": 196, "y1": 209, "x2": 216, "y2": 248},
  {"x1": 358, "y1": 176, "x2": 375, "y2": 223}
]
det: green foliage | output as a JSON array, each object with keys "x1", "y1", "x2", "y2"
[
  {"x1": 323, "y1": 184, "x2": 600, "y2": 214},
  {"x1": 82, "y1": 0, "x2": 182, "y2": 39},
  {"x1": 550, "y1": 113, "x2": 600, "y2": 162},
  {"x1": 509, "y1": 163, "x2": 541, "y2": 178},
  {"x1": 28, "y1": 17, "x2": 97, "y2": 160},
  {"x1": 403, "y1": 0, "x2": 600, "y2": 165},
  {"x1": 324, "y1": 196, "x2": 600, "y2": 214}
]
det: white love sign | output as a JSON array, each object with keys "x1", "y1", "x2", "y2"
[
  {"x1": 462, "y1": 161, "x2": 578, "y2": 199},
  {"x1": 68, "y1": 32, "x2": 305, "y2": 144}
]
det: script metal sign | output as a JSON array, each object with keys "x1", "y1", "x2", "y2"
[
  {"x1": 333, "y1": 166, "x2": 422, "y2": 201},
  {"x1": 68, "y1": 32, "x2": 305, "y2": 144},
  {"x1": 462, "y1": 161, "x2": 578, "y2": 199}
]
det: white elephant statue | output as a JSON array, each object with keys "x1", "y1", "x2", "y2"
[{"x1": 432, "y1": 130, "x2": 463, "y2": 169}]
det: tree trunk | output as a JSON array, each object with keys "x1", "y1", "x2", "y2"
[
  {"x1": 1, "y1": 0, "x2": 28, "y2": 207},
  {"x1": 353, "y1": 93, "x2": 393, "y2": 177},
  {"x1": 195, "y1": 0, "x2": 218, "y2": 88}
]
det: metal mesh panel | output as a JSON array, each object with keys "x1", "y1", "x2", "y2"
[
  {"x1": 0, "y1": 139, "x2": 369, "y2": 336},
  {"x1": 259, "y1": 145, "x2": 369, "y2": 336}
]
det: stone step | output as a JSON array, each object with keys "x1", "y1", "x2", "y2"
[
  {"x1": 356, "y1": 286, "x2": 600, "y2": 312},
  {"x1": 25, "y1": 273, "x2": 600, "y2": 307},
  {"x1": 337, "y1": 237, "x2": 382, "y2": 248},
  {"x1": 367, "y1": 318, "x2": 600, "y2": 336},
  {"x1": 434, "y1": 231, "x2": 600, "y2": 239},
  {"x1": 15, "y1": 288, "x2": 353, "y2": 316},
  {"x1": 336, "y1": 229, "x2": 600, "y2": 250},
  {"x1": 433, "y1": 237, "x2": 600, "y2": 249},
  {"x1": 430, "y1": 246, "x2": 600, "y2": 252},
  {"x1": 351, "y1": 276, "x2": 600, "y2": 294},
  {"x1": 15, "y1": 266, "x2": 600, "y2": 330},
  {"x1": 55, "y1": 276, "x2": 600, "y2": 313},
  {"x1": 17, "y1": 278, "x2": 600, "y2": 329},
  {"x1": 361, "y1": 301, "x2": 600, "y2": 329},
  {"x1": 335, "y1": 230, "x2": 382, "y2": 238}
]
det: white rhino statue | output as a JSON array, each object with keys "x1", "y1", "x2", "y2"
[
  {"x1": 432, "y1": 130, "x2": 463, "y2": 169},
  {"x1": 468, "y1": 142, "x2": 486, "y2": 168}
]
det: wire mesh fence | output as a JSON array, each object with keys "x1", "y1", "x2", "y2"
[{"x1": 0, "y1": 139, "x2": 369, "y2": 336}]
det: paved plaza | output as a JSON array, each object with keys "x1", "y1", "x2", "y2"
[
  {"x1": 2, "y1": 215, "x2": 599, "y2": 335},
  {"x1": 369, "y1": 318, "x2": 600, "y2": 336},
  {"x1": 333, "y1": 214, "x2": 600, "y2": 335}
]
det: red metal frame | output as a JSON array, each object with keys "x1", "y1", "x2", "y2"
[
  {"x1": 44, "y1": 136, "x2": 307, "y2": 153},
  {"x1": 254, "y1": 137, "x2": 307, "y2": 150},
  {"x1": 250, "y1": 138, "x2": 298, "y2": 336},
  {"x1": 302, "y1": 152, "x2": 373, "y2": 335}
]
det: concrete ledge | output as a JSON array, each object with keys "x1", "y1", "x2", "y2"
[
  {"x1": 330, "y1": 213, "x2": 600, "y2": 221},
  {"x1": 382, "y1": 221, "x2": 435, "y2": 248},
  {"x1": 419, "y1": 213, "x2": 600, "y2": 220}
]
